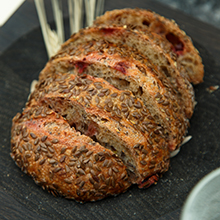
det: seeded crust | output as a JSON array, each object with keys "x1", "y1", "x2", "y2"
[
  {"x1": 42, "y1": 43, "x2": 188, "y2": 151},
  {"x1": 93, "y1": 8, "x2": 204, "y2": 84},
  {"x1": 10, "y1": 106, "x2": 131, "y2": 202},
  {"x1": 53, "y1": 26, "x2": 195, "y2": 119}
]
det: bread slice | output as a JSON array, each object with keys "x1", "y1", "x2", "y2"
[
  {"x1": 11, "y1": 106, "x2": 131, "y2": 202},
  {"x1": 93, "y1": 8, "x2": 204, "y2": 84},
  {"x1": 27, "y1": 71, "x2": 170, "y2": 186},
  {"x1": 53, "y1": 26, "x2": 195, "y2": 119}
]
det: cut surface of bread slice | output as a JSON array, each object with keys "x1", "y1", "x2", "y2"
[
  {"x1": 93, "y1": 8, "x2": 204, "y2": 84},
  {"x1": 11, "y1": 106, "x2": 131, "y2": 202},
  {"x1": 53, "y1": 26, "x2": 195, "y2": 119},
  {"x1": 27, "y1": 72, "x2": 170, "y2": 186}
]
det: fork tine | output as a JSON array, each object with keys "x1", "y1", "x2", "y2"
[
  {"x1": 68, "y1": 0, "x2": 84, "y2": 34},
  {"x1": 95, "y1": 0, "x2": 105, "y2": 18},
  {"x1": 51, "y1": 0, "x2": 64, "y2": 44},
  {"x1": 74, "y1": 0, "x2": 84, "y2": 33},
  {"x1": 84, "y1": 0, "x2": 96, "y2": 27},
  {"x1": 34, "y1": 0, "x2": 52, "y2": 57}
]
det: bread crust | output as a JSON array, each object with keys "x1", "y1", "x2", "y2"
[{"x1": 93, "y1": 8, "x2": 204, "y2": 84}]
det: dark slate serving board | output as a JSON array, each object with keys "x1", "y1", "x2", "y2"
[{"x1": 0, "y1": 1, "x2": 220, "y2": 219}]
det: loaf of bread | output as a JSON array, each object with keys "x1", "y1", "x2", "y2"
[{"x1": 10, "y1": 8, "x2": 203, "y2": 202}]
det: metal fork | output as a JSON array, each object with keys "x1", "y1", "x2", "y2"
[{"x1": 34, "y1": 0, "x2": 105, "y2": 58}]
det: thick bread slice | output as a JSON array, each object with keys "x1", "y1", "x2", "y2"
[
  {"x1": 28, "y1": 73, "x2": 170, "y2": 185},
  {"x1": 11, "y1": 106, "x2": 131, "y2": 202},
  {"x1": 42, "y1": 44, "x2": 188, "y2": 151},
  {"x1": 53, "y1": 26, "x2": 195, "y2": 119},
  {"x1": 93, "y1": 8, "x2": 204, "y2": 84}
]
